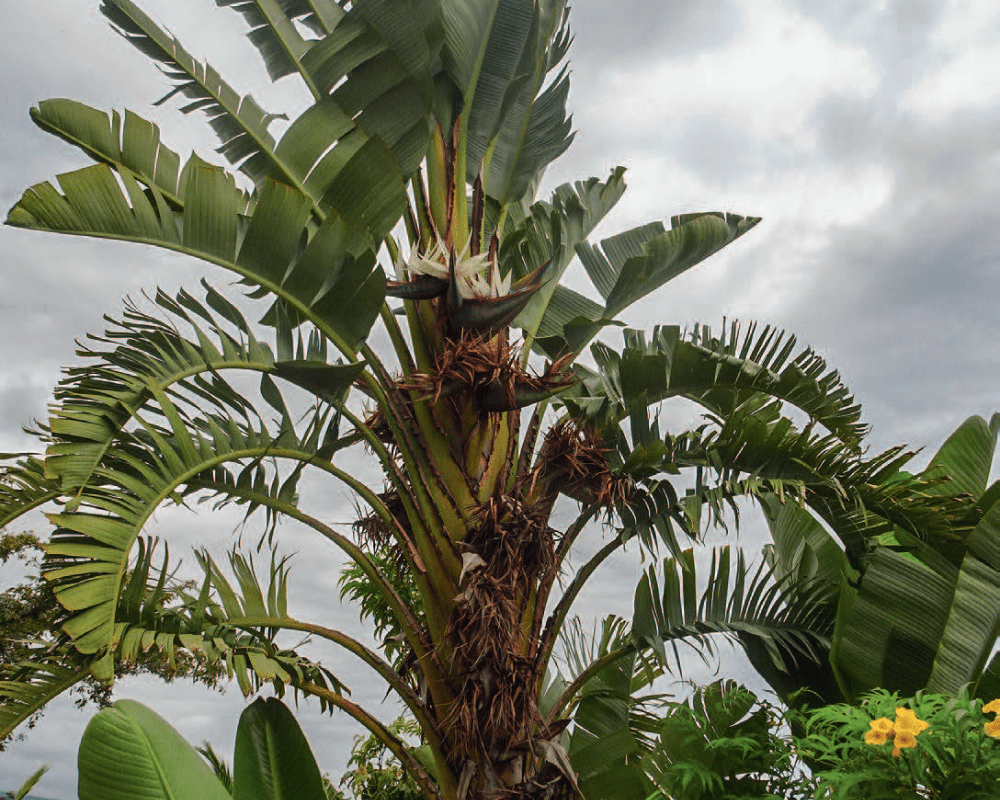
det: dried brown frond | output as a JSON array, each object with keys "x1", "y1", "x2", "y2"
[
  {"x1": 467, "y1": 496, "x2": 556, "y2": 587},
  {"x1": 443, "y1": 494, "x2": 560, "y2": 763},
  {"x1": 532, "y1": 419, "x2": 631, "y2": 516},
  {"x1": 400, "y1": 331, "x2": 514, "y2": 402},
  {"x1": 352, "y1": 489, "x2": 411, "y2": 574},
  {"x1": 399, "y1": 333, "x2": 575, "y2": 413},
  {"x1": 361, "y1": 405, "x2": 395, "y2": 445}
]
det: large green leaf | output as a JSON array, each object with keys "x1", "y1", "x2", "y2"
[
  {"x1": 925, "y1": 552, "x2": 1000, "y2": 696},
  {"x1": 632, "y1": 547, "x2": 830, "y2": 677},
  {"x1": 599, "y1": 214, "x2": 760, "y2": 316},
  {"x1": 834, "y1": 548, "x2": 955, "y2": 698},
  {"x1": 508, "y1": 167, "x2": 627, "y2": 345},
  {"x1": 108, "y1": 541, "x2": 346, "y2": 703},
  {"x1": 571, "y1": 322, "x2": 867, "y2": 447},
  {"x1": 470, "y1": 0, "x2": 574, "y2": 205},
  {"x1": 100, "y1": 0, "x2": 293, "y2": 186},
  {"x1": 760, "y1": 493, "x2": 852, "y2": 588},
  {"x1": 441, "y1": 0, "x2": 501, "y2": 100},
  {"x1": 565, "y1": 618, "x2": 657, "y2": 800},
  {"x1": 41, "y1": 381, "x2": 354, "y2": 653},
  {"x1": 77, "y1": 699, "x2": 232, "y2": 800},
  {"x1": 0, "y1": 456, "x2": 61, "y2": 529},
  {"x1": 923, "y1": 413, "x2": 1000, "y2": 500},
  {"x1": 42, "y1": 285, "x2": 363, "y2": 503},
  {"x1": 532, "y1": 212, "x2": 761, "y2": 357},
  {"x1": 29, "y1": 99, "x2": 186, "y2": 208},
  {"x1": 233, "y1": 697, "x2": 328, "y2": 800},
  {"x1": 215, "y1": 0, "x2": 326, "y2": 92},
  {"x1": 7, "y1": 160, "x2": 385, "y2": 354}
]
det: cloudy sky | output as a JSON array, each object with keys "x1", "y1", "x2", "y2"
[{"x1": 3, "y1": 0, "x2": 1000, "y2": 796}]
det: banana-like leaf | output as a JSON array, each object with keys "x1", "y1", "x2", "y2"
[
  {"x1": 8, "y1": 160, "x2": 385, "y2": 353},
  {"x1": 77, "y1": 699, "x2": 232, "y2": 800},
  {"x1": 564, "y1": 617, "x2": 659, "y2": 800},
  {"x1": 925, "y1": 550, "x2": 1000, "y2": 696},
  {"x1": 29, "y1": 99, "x2": 187, "y2": 208},
  {"x1": 43, "y1": 285, "x2": 363, "y2": 500},
  {"x1": 614, "y1": 412, "x2": 848, "y2": 562},
  {"x1": 472, "y1": 0, "x2": 574, "y2": 206},
  {"x1": 110, "y1": 541, "x2": 346, "y2": 703},
  {"x1": 294, "y1": 0, "x2": 442, "y2": 186},
  {"x1": 40, "y1": 375, "x2": 355, "y2": 654},
  {"x1": 568, "y1": 652, "x2": 653, "y2": 800},
  {"x1": 233, "y1": 697, "x2": 328, "y2": 800},
  {"x1": 215, "y1": 0, "x2": 326, "y2": 90},
  {"x1": 922, "y1": 413, "x2": 1000, "y2": 499},
  {"x1": 832, "y1": 543, "x2": 1000, "y2": 699},
  {"x1": 105, "y1": 0, "x2": 429, "y2": 214},
  {"x1": 535, "y1": 213, "x2": 761, "y2": 357},
  {"x1": 571, "y1": 322, "x2": 866, "y2": 448},
  {"x1": 632, "y1": 547, "x2": 832, "y2": 677},
  {"x1": 760, "y1": 493, "x2": 853, "y2": 588},
  {"x1": 0, "y1": 456, "x2": 61, "y2": 529},
  {"x1": 100, "y1": 0, "x2": 291, "y2": 187},
  {"x1": 220, "y1": 0, "x2": 346, "y2": 42},
  {"x1": 198, "y1": 549, "x2": 292, "y2": 622},
  {"x1": 598, "y1": 214, "x2": 761, "y2": 316},
  {"x1": 508, "y1": 167, "x2": 628, "y2": 344}
]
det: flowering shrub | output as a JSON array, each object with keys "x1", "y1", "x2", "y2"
[{"x1": 795, "y1": 688, "x2": 1000, "y2": 799}]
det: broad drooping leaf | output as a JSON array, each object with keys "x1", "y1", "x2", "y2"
[
  {"x1": 533, "y1": 213, "x2": 761, "y2": 357},
  {"x1": 922, "y1": 413, "x2": 1000, "y2": 499},
  {"x1": 8, "y1": 161, "x2": 385, "y2": 354},
  {"x1": 233, "y1": 697, "x2": 328, "y2": 800},
  {"x1": 77, "y1": 699, "x2": 232, "y2": 800}
]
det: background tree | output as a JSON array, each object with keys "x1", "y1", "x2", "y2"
[
  {"x1": 0, "y1": 529, "x2": 225, "y2": 749},
  {"x1": 0, "y1": 1, "x2": 949, "y2": 798}
]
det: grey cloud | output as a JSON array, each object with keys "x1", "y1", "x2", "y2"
[
  {"x1": 568, "y1": 0, "x2": 742, "y2": 69},
  {"x1": 5, "y1": 0, "x2": 1000, "y2": 797},
  {"x1": 772, "y1": 177, "x2": 1000, "y2": 449}
]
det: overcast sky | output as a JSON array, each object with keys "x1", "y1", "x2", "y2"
[{"x1": 3, "y1": 0, "x2": 1000, "y2": 796}]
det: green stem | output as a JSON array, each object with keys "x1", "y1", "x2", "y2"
[
  {"x1": 380, "y1": 302, "x2": 416, "y2": 377},
  {"x1": 544, "y1": 645, "x2": 634, "y2": 726},
  {"x1": 300, "y1": 682, "x2": 448, "y2": 800},
  {"x1": 535, "y1": 531, "x2": 619, "y2": 678},
  {"x1": 230, "y1": 615, "x2": 440, "y2": 752}
]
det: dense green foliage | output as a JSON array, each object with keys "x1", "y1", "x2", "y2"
[{"x1": 2, "y1": 1, "x2": 997, "y2": 798}]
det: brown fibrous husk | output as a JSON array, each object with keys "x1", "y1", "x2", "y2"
[
  {"x1": 531, "y1": 419, "x2": 631, "y2": 517},
  {"x1": 399, "y1": 333, "x2": 574, "y2": 413},
  {"x1": 444, "y1": 495, "x2": 558, "y2": 760},
  {"x1": 352, "y1": 488, "x2": 411, "y2": 575}
]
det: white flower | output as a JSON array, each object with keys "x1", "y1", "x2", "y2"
[{"x1": 400, "y1": 236, "x2": 507, "y2": 299}]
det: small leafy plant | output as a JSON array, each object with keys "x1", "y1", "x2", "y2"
[{"x1": 644, "y1": 680, "x2": 817, "y2": 799}]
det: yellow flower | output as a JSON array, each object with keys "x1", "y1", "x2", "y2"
[
  {"x1": 891, "y1": 729, "x2": 918, "y2": 757},
  {"x1": 984, "y1": 699, "x2": 1000, "y2": 738},
  {"x1": 894, "y1": 707, "x2": 930, "y2": 735},
  {"x1": 865, "y1": 717, "x2": 894, "y2": 746}
]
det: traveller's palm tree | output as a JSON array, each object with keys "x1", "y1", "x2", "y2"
[{"x1": 0, "y1": 2, "x2": 960, "y2": 798}]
